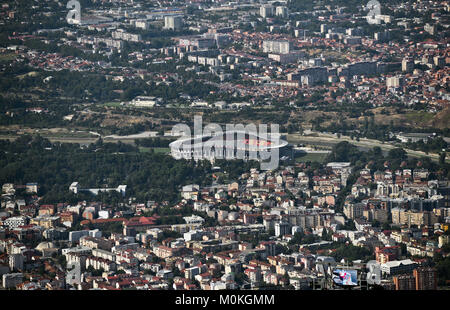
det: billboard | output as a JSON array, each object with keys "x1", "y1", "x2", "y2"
[{"x1": 332, "y1": 269, "x2": 358, "y2": 287}]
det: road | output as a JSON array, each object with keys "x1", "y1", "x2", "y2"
[
  {"x1": 287, "y1": 132, "x2": 449, "y2": 163},
  {"x1": 0, "y1": 130, "x2": 447, "y2": 163},
  {"x1": 0, "y1": 134, "x2": 99, "y2": 144}
]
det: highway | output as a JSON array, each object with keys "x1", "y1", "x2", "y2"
[
  {"x1": 287, "y1": 132, "x2": 449, "y2": 163},
  {"x1": 0, "y1": 130, "x2": 448, "y2": 163}
]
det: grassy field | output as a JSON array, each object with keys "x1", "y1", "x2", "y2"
[
  {"x1": 17, "y1": 71, "x2": 39, "y2": 79},
  {"x1": 295, "y1": 152, "x2": 328, "y2": 163},
  {"x1": 0, "y1": 53, "x2": 17, "y2": 63},
  {"x1": 104, "y1": 102, "x2": 123, "y2": 108},
  {"x1": 41, "y1": 132, "x2": 96, "y2": 138},
  {"x1": 404, "y1": 111, "x2": 435, "y2": 124}
]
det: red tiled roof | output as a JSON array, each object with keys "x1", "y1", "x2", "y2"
[
  {"x1": 125, "y1": 216, "x2": 156, "y2": 226},
  {"x1": 81, "y1": 218, "x2": 125, "y2": 226}
]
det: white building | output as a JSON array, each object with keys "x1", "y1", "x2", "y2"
[
  {"x1": 9, "y1": 253, "x2": 24, "y2": 271},
  {"x1": 380, "y1": 259, "x2": 417, "y2": 275},
  {"x1": 98, "y1": 210, "x2": 110, "y2": 219},
  {"x1": 69, "y1": 182, "x2": 127, "y2": 197},
  {"x1": 263, "y1": 40, "x2": 292, "y2": 54},
  {"x1": 112, "y1": 30, "x2": 141, "y2": 42},
  {"x1": 2, "y1": 273, "x2": 23, "y2": 289},
  {"x1": 164, "y1": 15, "x2": 183, "y2": 30},
  {"x1": 292, "y1": 226, "x2": 302, "y2": 235},
  {"x1": 275, "y1": 221, "x2": 290, "y2": 237},
  {"x1": 69, "y1": 230, "x2": 90, "y2": 243},
  {"x1": 275, "y1": 6, "x2": 288, "y2": 18},
  {"x1": 132, "y1": 19, "x2": 149, "y2": 30},
  {"x1": 268, "y1": 51, "x2": 304, "y2": 64},
  {"x1": 260, "y1": 5, "x2": 274, "y2": 18},
  {"x1": 69, "y1": 182, "x2": 79, "y2": 194},
  {"x1": 386, "y1": 76, "x2": 404, "y2": 89},
  {"x1": 92, "y1": 248, "x2": 116, "y2": 261},
  {"x1": 86, "y1": 256, "x2": 116, "y2": 271},
  {"x1": 130, "y1": 96, "x2": 160, "y2": 107},
  {"x1": 184, "y1": 230, "x2": 203, "y2": 241},
  {"x1": 183, "y1": 215, "x2": 205, "y2": 225},
  {"x1": 185, "y1": 266, "x2": 201, "y2": 279}
]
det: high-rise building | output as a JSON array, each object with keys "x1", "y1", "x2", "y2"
[
  {"x1": 164, "y1": 15, "x2": 183, "y2": 31},
  {"x1": 275, "y1": 6, "x2": 288, "y2": 18},
  {"x1": 262, "y1": 40, "x2": 292, "y2": 54},
  {"x1": 112, "y1": 30, "x2": 142, "y2": 42},
  {"x1": 288, "y1": 67, "x2": 328, "y2": 86},
  {"x1": 402, "y1": 58, "x2": 414, "y2": 72},
  {"x1": 346, "y1": 61, "x2": 378, "y2": 76},
  {"x1": 294, "y1": 29, "x2": 308, "y2": 39},
  {"x1": 434, "y1": 56, "x2": 445, "y2": 68},
  {"x1": 439, "y1": 235, "x2": 450, "y2": 248},
  {"x1": 292, "y1": 226, "x2": 302, "y2": 235},
  {"x1": 424, "y1": 23, "x2": 436, "y2": 35},
  {"x1": 374, "y1": 31, "x2": 390, "y2": 42},
  {"x1": 2, "y1": 273, "x2": 23, "y2": 289},
  {"x1": 133, "y1": 19, "x2": 149, "y2": 30},
  {"x1": 391, "y1": 209, "x2": 439, "y2": 227},
  {"x1": 344, "y1": 203, "x2": 365, "y2": 219},
  {"x1": 386, "y1": 76, "x2": 404, "y2": 89},
  {"x1": 275, "y1": 221, "x2": 290, "y2": 237},
  {"x1": 9, "y1": 253, "x2": 24, "y2": 271},
  {"x1": 414, "y1": 267, "x2": 437, "y2": 290},
  {"x1": 260, "y1": 5, "x2": 274, "y2": 18},
  {"x1": 393, "y1": 274, "x2": 415, "y2": 290}
]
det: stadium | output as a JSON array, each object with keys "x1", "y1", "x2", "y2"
[{"x1": 169, "y1": 130, "x2": 292, "y2": 162}]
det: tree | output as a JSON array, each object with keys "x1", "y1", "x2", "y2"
[
  {"x1": 400, "y1": 243, "x2": 407, "y2": 256},
  {"x1": 340, "y1": 220, "x2": 356, "y2": 231},
  {"x1": 381, "y1": 222, "x2": 391, "y2": 231},
  {"x1": 56, "y1": 255, "x2": 67, "y2": 269},
  {"x1": 276, "y1": 244, "x2": 292, "y2": 255},
  {"x1": 330, "y1": 244, "x2": 374, "y2": 262},
  {"x1": 388, "y1": 148, "x2": 407, "y2": 161},
  {"x1": 321, "y1": 228, "x2": 332, "y2": 241},
  {"x1": 326, "y1": 141, "x2": 363, "y2": 164},
  {"x1": 435, "y1": 257, "x2": 450, "y2": 286},
  {"x1": 322, "y1": 228, "x2": 328, "y2": 239},
  {"x1": 440, "y1": 152, "x2": 446, "y2": 165},
  {"x1": 86, "y1": 266, "x2": 104, "y2": 276},
  {"x1": 289, "y1": 232, "x2": 304, "y2": 245},
  {"x1": 303, "y1": 234, "x2": 319, "y2": 244}
]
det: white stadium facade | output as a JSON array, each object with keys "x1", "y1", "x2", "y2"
[{"x1": 169, "y1": 130, "x2": 292, "y2": 162}]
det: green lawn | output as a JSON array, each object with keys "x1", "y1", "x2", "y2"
[
  {"x1": 104, "y1": 101, "x2": 123, "y2": 108},
  {"x1": 0, "y1": 53, "x2": 17, "y2": 62},
  {"x1": 295, "y1": 152, "x2": 328, "y2": 163},
  {"x1": 405, "y1": 111, "x2": 434, "y2": 124}
]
